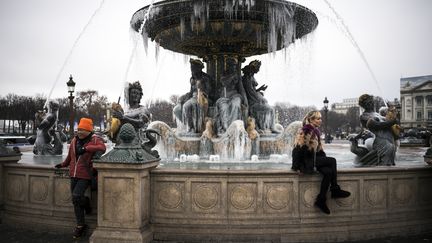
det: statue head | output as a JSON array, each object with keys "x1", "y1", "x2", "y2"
[
  {"x1": 225, "y1": 57, "x2": 238, "y2": 73},
  {"x1": 242, "y1": 60, "x2": 261, "y2": 75},
  {"x1": 190, "y1": 58, "x2": 204, "y2": 75},
  {"x1": 378, "y1": 106, "x2": 388, "y2": 117},
  {"x1": 190, "y1": 58, "x2": 204, "y2": 69},
  {"x1": 126, "y1": 81, "x2": 143, "y2": 107},
  {"x1": 48, "y1": 100, "x2": 59, "y2": 112},
  {"x1": 358, "y1": 94, "x2": 374, "y2": 111}
]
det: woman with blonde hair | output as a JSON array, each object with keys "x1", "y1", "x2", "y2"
[{"x1": 292, "y1": 110, "x2": 350, "y2": 214}]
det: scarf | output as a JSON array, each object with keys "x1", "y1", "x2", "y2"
[{"x1": 302, "y1": 124, "x2": 321, "y2": 142}]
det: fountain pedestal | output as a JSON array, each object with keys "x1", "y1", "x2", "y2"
[
  {"x1": 90, "y1": 124, "x2": 160, "y2": 243},
  {"x1": 89, "y1": 162, "x2": 158, "y2": 243}
]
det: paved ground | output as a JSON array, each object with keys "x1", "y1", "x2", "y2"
[{"x1": 1, "y1": 223, "x2": 432, "y2": 243}]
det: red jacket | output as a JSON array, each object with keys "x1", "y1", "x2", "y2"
[{"x1": 61, "y1": 134, "x2": 106, "y2": 179}]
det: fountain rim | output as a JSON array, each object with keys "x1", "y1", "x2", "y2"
[
  {"x1": 131, "y1": 0, "x2": 319, "y2": 31},
  {"x1": 132, "y1": 0, "x2": 317, "y2": 18},
  {"x1": 130, "y1": 0, "x2": 319, "y2": 57}
]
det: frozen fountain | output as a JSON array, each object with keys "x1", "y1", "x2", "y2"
[
  {"x1": 0, "y1": 1, "x2": 431, "y2": 242},
  {"x1": 131, "y1": 0, "x2": 318, "y2": 161}
]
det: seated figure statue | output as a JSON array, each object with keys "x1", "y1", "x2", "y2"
[
  {"x1": 114, "y1": 81, "x2": 151, "y2": 130},
  {"x1": 215, "y1": 57, "x2": 248, "y2": 134},
  {"x1": 357, "y1": 94, "x2": 397, "y2": 165},
  {"x1": 113, "y1": 81, "x2": 159, "y2": 157},
  {"x1": 242, "y1": 60, "x2": 278, "y2": 133},
  {"x1": 33, "y1": 100, "x2": 66, "y2": 155},
  {"x1": 173, "y1": 59, "x2": 212, "y2": 133}
]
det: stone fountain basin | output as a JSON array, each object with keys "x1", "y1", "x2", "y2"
[
  {"x1": 131, "y1": 0, "x2": 318, "y2": 57},
  {"x1": 1, "y1": 159, "x2": 431, "y2": 242}
]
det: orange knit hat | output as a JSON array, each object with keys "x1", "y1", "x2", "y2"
[{"x1": 78, "y1": 118, "x2": 93, "y2": 131}]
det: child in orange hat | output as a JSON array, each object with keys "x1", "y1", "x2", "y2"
[{"x1": 55, "y1": 117, "x2": 106, "y2": 239}]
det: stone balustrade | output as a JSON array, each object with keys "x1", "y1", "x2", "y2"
[{"x1": 150, "y1": 166, "x2": 432, "y2": 242}]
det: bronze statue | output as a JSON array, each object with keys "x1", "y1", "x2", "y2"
[
  {"x1": 33, "y1": 100, "x2": 66, "y2": 155},
  {"x1": 355, "y1": 94, "x2": 397, "y2": 166},
  {"x1": 173, "y1": 59, "x2": 212, "y2": 133},
  {"x1": 113, "y1": 81, "x2": 159, "y2": 157},
  {"x1": 215, "y1": 57, "x2": 248, "y2": 134},
  {"x1": 242, "y1": 60, "x2": 278, "y2": 133}
]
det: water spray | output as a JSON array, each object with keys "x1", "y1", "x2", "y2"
[
  {"x1": 322, "y1": 0, "x2": 383, "y2": 97},
  {"x1": 121, "y1": 0, "x2": 157, "y2": 107},
  {"x1": 44, "y1": 0, "x2": 106, "y2": 109}
]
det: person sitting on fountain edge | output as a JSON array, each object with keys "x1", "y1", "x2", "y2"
[
  {"x1": 292, "y1": 111, "x2": 351, "y2": 214},
  {"x1": 55, "y1": 118, "x2": 106, "y2": 239}
]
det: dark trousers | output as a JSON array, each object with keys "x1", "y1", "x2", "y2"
[
  {"x1": 70, "y1": 178, "x2": 90, "y2": 226},
  {"x1": 315, "y1": 156, "x2": 338, "y2": 199}
]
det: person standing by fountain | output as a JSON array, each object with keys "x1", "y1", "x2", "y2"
[
  {"x1": 358, "y1": 94, "x2": 397, "y2": 165},
  {"x1": 173, "y1": 59, "x2": 212, "y2": 133},
  {"x1": 54, "y1": 118, "x2": 106, "y2": 239},
  {"x1": 292, "y1": 111, "x2": 351, "y2": 214},
  {"x1": 215, "y1": 57, "x2": 248, "y2": 134},
  {"x1": 242, "y1": 60, "x2": 278, "y2": 133}
]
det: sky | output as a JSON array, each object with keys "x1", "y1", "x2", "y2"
[{"x1": 0, "y1": 0, "x2": 431, "y2": 109}]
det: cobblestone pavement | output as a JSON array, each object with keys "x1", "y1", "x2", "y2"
[
  {"x1": 1, "y1": 223, "x2": 431, "y2": 243},
  {"x1": 0, "y1": 224, "x2": 90, "y2": 243}
]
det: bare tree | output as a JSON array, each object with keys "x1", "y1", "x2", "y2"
[
  {"x1": 274, "y1": 102, "x2": 316, "y2": 127},
  {"x1": 75, "y1": 90, "x2": 109, "y2": 128},
  {"x1": 145, "y1": 98, "x2": 176, "y2": 127}
]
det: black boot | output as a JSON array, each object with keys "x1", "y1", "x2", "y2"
[
  {"x1": 331, "y1": 185, "x2": 351, "y2": 199},
  {"x1": 314, "y1": 196, "x2": 330, "y2": 214},
  {"x1": 82, "y1": 196, "x2": 92, "y2": 215},
  {"x1": 73, "y1": 224, "x2": 88, "y2": 239}
]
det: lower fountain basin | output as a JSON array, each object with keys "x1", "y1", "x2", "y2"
[{"x1": 1, "y1": 144, "x2": 431, "y2": 241}]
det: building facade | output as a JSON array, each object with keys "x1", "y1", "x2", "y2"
[
  {"x1": 332, "y1": 98, "x2": 359, "y2": 114},
  {"x1": 400, "y1": 75, "x2": 432, "y2": 129}
]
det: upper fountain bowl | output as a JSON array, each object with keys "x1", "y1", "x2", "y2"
[{"x1": 131, "y1": 0, "x2": 318, "y2": 57}]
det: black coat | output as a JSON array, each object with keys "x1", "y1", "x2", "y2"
[
  {"x1": 292, "y1": 145, "x2": 326, "y2": 174},
  {"x1": 291, "y1": 125, "x2": 326, "y2": 174}
]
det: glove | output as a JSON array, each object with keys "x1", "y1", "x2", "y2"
[
  {"x1": 54, "y1": 163, "x2": 62, "y2": 169},
  {"x1": 77, "y1": 146, "x2": 86, "y2": 155}
]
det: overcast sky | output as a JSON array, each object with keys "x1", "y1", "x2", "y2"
[{"x1": 0, "y1": 0, "x2": 431, "y2": 109}]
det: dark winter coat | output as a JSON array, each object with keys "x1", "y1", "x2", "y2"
[
  {"x1": 60, "y1": 134, "x2": 106, "y2": 179},
  {"x1": 291, "y1": 124, "x2": 325, "y2": 174}
]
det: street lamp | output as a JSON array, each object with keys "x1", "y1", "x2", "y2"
[
  {"x1": 323, "y1": 97, "x2": 330, "y2": 144},
  {"x1": 66, "y1": 75, "x2": 76, "y2": 139}
]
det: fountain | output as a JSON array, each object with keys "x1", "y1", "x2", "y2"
[
  {"x1": 131, "y1": 0, "x2": 319, "y2": 160},
  {"x1": 0, "y1": 1, "x2": 431, "y2": 243}
]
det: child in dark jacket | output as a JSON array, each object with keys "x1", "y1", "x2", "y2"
[
  {"x1": 55, "y1": 117, "x2": 106, "y2": 239},
  {"x1": 292, "y1": 111, "x2": 350, "y2": 214}
]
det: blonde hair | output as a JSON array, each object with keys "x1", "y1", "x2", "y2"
[{"x1": 302, "y1": 110, "x2": 321, "y2": 126}]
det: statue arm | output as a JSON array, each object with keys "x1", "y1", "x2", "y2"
[
  {"x1": 113, "y1": 110, "x2": 147, "y2": 128},
  {"x1": 38, "y1": 115, "x2": 55, "y2": 129},
  {"x1": 124, "y1": 114, "x2": 148, "y2": 128},
  {"x1": 366, "y1": 118, "x2": 397, "y2": 130},
  {"x1": 256, "y1": 84, "x2": 268, "y2": 92}
]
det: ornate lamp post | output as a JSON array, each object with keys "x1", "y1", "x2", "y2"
[
  {"x1": 323, "y1": 97, "x2": 330, "y2": 144},
  {"x1": 66, "y1": 75, "x2": 76, "y2": 139}
]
